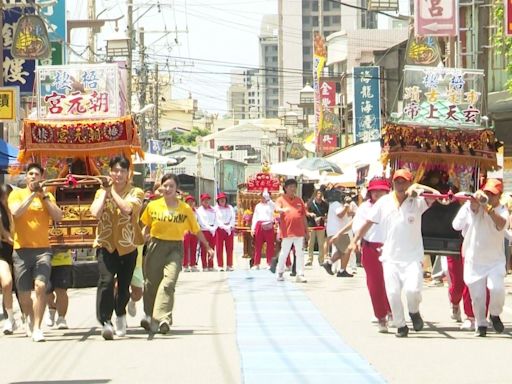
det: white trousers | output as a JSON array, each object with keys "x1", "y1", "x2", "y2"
[
  {"x1": 277, "y1": 237, "x2": 304, "y2": 276},
  {"x1": 466, "y1": 269, "x2": 506, "y2": 328},
  {"x1": 383, "y1": 261, "x2": 423, "y2": 328}
]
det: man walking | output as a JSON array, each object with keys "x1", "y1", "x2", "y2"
[
  {"x1": 347, "y1": 169, "x2": 439, "y2": 337},
  {"x1": 8, "y1": 163, "x2": 63, "y2": 342},
  {"x1": 305, "y1": 190, "x2": 328, "y2": 267}
]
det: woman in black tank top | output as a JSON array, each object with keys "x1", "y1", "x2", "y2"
[{"x1": 0, "y1": 184, "x2": 15, "y2": 334}]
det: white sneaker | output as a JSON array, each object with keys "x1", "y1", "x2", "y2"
[
  {"x1": 377, "y1": 319, "x2": 388, "y2": 333},
  {"x1": 451, "y1": 305, "x2": 462, "y2": 322},
  {"x1": 277, "y1": 273, "x2": 285, "y2": 282},
  {"x1": 227, "y1": 266, "x2": 234, "y2": 272},
  {"x1": 115, "y1": 315, "x2": 127, "y2": 337},
  {"x1": 102, "y1": 322, "x2": 114, "y2": 340},
  {"x1": 32, "y1": 329, "x2": 45, "y2": 342},
  {"x1": 127, "y1": 299, "x2": 137, "y2": 317},
  {"x1": 45, "y1": 309, "x2": 56, "y2": 327},
  {"x1": 2, "y1": 318, "x2": 16, "y2": 335},
  {"x1": 251, "y1": 265, "x2": 260, "y2": 270},
  {"x1": 55, "y1": 317, "x2": 68, "y2": 330},
  {"x1": 295, "y1": 275, "x2": 307, "y2": 283},
  {"x1": 460, "y1": 318, "x2": 475, "y2": 331},
  {"x1": 190, "y1": 266, "x2": 199, "y2": 272},
  {"x1": 25, "y1": 316, "x2": 34, "y2": 338}
]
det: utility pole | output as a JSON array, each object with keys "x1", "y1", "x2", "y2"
[
  {"x1": 154, "y1": 62, "x2": 159, "y2": 139},
  {"x1": 126, "y1": 1, "x2": 133, "y2": 112},
  {"x1": 319, "y1": 0, "x2": 323, "y2": 36},
  {"x1": 87, "y1": 0, "x2": 96, "y2": 63}
]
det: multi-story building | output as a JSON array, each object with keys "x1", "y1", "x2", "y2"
[
  {"x1": 227, "y1": 69, "x2": 263, "y2": 121},
  {"x1": 259, "y1": 15, "x2": 279, "y2": 118}
]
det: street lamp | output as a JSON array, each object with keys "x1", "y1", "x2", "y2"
[{"x1": 105, "y1": 29, "x2": 131, "y2": 58}]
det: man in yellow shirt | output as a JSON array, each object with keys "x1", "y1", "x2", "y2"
[
  {"x1": 90, "y1": 156, "x2": 144, "y2": 340},
  {"x1": 8, "y1": 163, "x2": 63, "y2": 342}
]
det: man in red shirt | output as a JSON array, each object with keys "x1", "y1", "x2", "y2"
[{"x1": 275, "y1": 179, "x2": 309, "y2": 283}]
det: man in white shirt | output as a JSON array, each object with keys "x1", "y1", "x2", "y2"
[
  {"x1": 322, "y1": 191, "x2": 357, "y2": 277},
  {"x1": 196, "y1": 193, "x2": 217, "y2": 271},
  {"x1": 250, "y1": 190, "x2": 275, "y2": 269},
  {"x1": 452, "y1": 178, "x2": 508, "y2": 337},
  {"x1": 215, "y1": 192, "x2": 236, "y2": 271},
  {"x1": 347, "y1": 169, "x2": 439, "y2": 337}
]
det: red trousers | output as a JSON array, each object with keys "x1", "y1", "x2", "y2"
[
  {"x1": 216, "y1": 228, "x2": 234, "y2": 268},
  {"x1": 447, "y1": 254, "x2": 489, "y2": 318},
  {"x1": 200, "y1": 231, "x2": 216, "y2": 269},
  {"x1": 183, "y1": 233, "x2": 198, "y2": 267},
  {"x1": 253, "y1": 222, "x2": 275, "y2": 266},
  {"x1": 361, "y1": 241, "x2": 390, "y2": 321}
]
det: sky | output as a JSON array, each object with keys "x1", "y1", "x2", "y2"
[{"x1": 72, "y1": 0, "x2": 278, "y2": 115}]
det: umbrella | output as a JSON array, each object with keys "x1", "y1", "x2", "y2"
[
  {"x1": 269, "y1": 158, "x2": 305, "y2": 177},
  {"x1": 296, "y1": 157, "x2": 342, "y2": 174},
  {"x1": 132, "y1": 152, "x2": 177, "y2": 165}
]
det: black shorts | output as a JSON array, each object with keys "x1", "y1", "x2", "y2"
[
  {"x1": 0, "y1": 241, "x2": 13, "y2": 266},
  {"x1": 47, "y1": 265, "x2": 72, "y2": 293}
]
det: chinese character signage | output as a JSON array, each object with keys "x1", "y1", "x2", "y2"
[
  {"x1": 353, "y1": 66, "x2": 381, "y2": 143},
  {"x1": 405, "y1": 34, "x2": 442, "y2": 66},
  {"x1": 40, "y1": 0, "x2": 66, "y2": 65},
  {"x1": 313, "y1": 32, "x2": 326, "y2": 154},
  {"x1": 0, "y1": 87, "x2": 20, "y2": 122},
  {"x1": 3, "y1": 3, "x2": 36, "y2": 93},
  {"x1": 414, "y1": 0, "x2": 458, "y2": 37},
  {"x1": 36, "y1": 64, "x2": 120, "y2": 119},
  {"x1": 12, "y1": 15, "x2": 51, "y2": 59},
  {"x1": 320, "y1": 81, "x2": 336, "y2": 108},
  {"x1": 506, "y1": 0, "x2": 512, "y2": 36},
  {"x1": 400, "y1": 65, "x2": 484, "y2": 128}
]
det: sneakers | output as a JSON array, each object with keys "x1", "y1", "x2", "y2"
[
  {"x1": 490, "y1": 315, "x2": 505, "y2": 334},
  {"x1": 377, "y1": 319, "x2": 388, "y2": 333},
  {"x1": 251, "y1": 265, "x2": 260, "y2": 270},
  {"x1": 159, "y1": 321, "x2": 170, "y2": 334},
  {"x1": 183, "y1": 266, "x2": 191, "y2": 272},
  {"x1": 460, "y1": 318, "x2": 475, "y2": 331},
  {"x1": 409, "y1": 312, "x2": 424, "y2": 332},
  {"x1": 115, "y1": 315, "x2": 127, "y2": 337},
  {"x1": 227, "y1": 266, "x2": 234, "y2": 272},
  {"x1": 127, "y1": 299, "x2": 137, "y2": 317},
  {"x1": 450, "y1": 305, "x2": 462, "y2": 323},
  {"x1": 2, "y1": 318, "x2": 16, "y2": 335},
  {"x1": 102, "y1": 322, "x2": 114, "y2": 340},
  {"x1": 295, "y1": 275, "x2": 307, "y2": 283},
  {"x1": 56, "y1": 317, "x2": 68, "y2": 330},
  {"x1": 395, "y1": 325, "x2": 409, "y2": 338},
  {"x1": 304, "y1": 262, "x2": 312, "y2": 267},
  {"x1": 336, "y1": 270, "x2": 353, "y2": 278},
  {"x1": 218, "y1": 267, "x2": 225, "y2": 272},
  {"x1": 322, "y1": 261, "x2": 334, "y2": 275},
  {"x1": 190, "y1": 266, "x2": 199, "y2": 272},
  {"x1": 32, "y1": 329, "x2": 45, "y2": 342},
  {"x1": 290, "y1": 271, "x2": 297, "y2": 277},
  {"x1": 277, "y1": 273, "x2": 285, "y2": 282},
  {"x1": 475, "y1": 326, "x2": 487, "y2": 337},
  {"x1": 45, "y1": 308, "x2": 56, "y2": 327}
]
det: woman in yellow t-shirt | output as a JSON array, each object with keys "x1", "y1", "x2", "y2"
[{"x1": 140, "y1": 173, "x2": 214, "y2": 334}]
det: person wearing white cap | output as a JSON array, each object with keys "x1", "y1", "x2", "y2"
[
  {"x1": 452, "y1": 178, "x2": 508, "y2": 337},
  {"x1": 251, "y1": 189, "x2": 275, "y2": 269},
  {"x1": 214, "y1": 192, "x2": 235, "y2": 271},
  {"x1": 196, "y1": 193, "x2": 217, "y2": 271},
  {"x1": 347, "y1": 169, "x2": 439, "y2": 337}
]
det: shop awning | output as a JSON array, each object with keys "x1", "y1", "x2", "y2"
[{"x1": 0, "y1": 139, "x2": 19, "y2": 169}]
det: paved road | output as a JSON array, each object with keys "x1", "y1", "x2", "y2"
[{"x1": 1, "y1": 250, "x2": 512, "y2": 383}]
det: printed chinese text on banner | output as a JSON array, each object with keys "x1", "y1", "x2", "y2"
[
  {"x1": 506, "y1": 0, "x2": 512, "y2": 36},
  {"x1": 36, "y1": 64, "x2": 120, "y2": 119},
  {"x1": 0, "y1": 87, "x2": 20, "y2": 122},
  {"x1": 353, "y1": 66, "x2": 381, "y2": 143},
  {"x1": 400, "y1": 66, "x2": 484, "y2": 128},
  {"x1": 313, "y1": 32, "x2": 326, "y2": 154}
]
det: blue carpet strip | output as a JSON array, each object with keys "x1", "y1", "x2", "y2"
[{"x1": 228, "y1": 270, "x2": 386, "y2": 384}]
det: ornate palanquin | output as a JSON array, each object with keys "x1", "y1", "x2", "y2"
[
  {"x1": 11, "y1": 115, "x2": 143, "y2": 248},
  {"x1": 236, "y1": 169, "x2": 281, "y2": 259}
]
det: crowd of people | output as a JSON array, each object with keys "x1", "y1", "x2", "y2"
[{"x1": 0, "y1": 158, "x2": 510, "y2": 341}]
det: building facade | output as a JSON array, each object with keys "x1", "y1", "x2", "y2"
[{"x1": 259, "y1": 15, "x2": 279, "y2": 118}]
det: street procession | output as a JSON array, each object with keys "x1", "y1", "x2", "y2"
[{"x1": 0, "y1": 1, "x2": 512, "y2": 383}]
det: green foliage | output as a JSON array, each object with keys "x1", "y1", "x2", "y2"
[
  {"x1": 493, "y1": 0, "x2": 512, "y2": 93},
  {"x1": 166, "y1": 126, "x2": 210, "y2": 146}
]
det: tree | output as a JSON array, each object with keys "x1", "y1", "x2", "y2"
[{"x1": 493, "y1": 0, "x2": 512, "y2": 93}]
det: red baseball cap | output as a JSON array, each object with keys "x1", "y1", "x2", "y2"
[
  {"x1": 200, "y1": 193, "x2": 211, "y2": 201},
  {"x1": 482, "y1": 179, "x2": 503, "y2": 195},
  {"x1": 216, "y1": 192, "x2": 227, "y2": 201},
  {"x1": 367, "y1": 178, "x2": 391, "y2": 192},
  {"x1": 392, "y1": 169, "x2": 413, "y2": 182},
  {"x1": 185, "y1": 195, "x2": 195, "y2": 202}
]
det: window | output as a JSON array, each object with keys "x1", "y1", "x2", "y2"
[
  {"x1": 312, "y1": 0, "x2": 318, "y2": 11},
  {"x1": 312, "y1": 17, "x2": 318, "y2": 27},
  {"x1": 302, "y1": 0, "x2": 309, "y2": 10},
  {"x1": 324, "y1": 16, "x2": 330, "y2": 27},
  {"x1": 302, "y1": 16, "x2": 310, "y2": 25},
  {"x1": 303, "y1": 62, "x2": 312, "y2": 71},
  {"x1": 332, "y1": 15, "x2": 340, "y2": 25},
  {"x1": 303, "y1": 31, "x2": 311, "y2": 40},
  {"x1": 303, "y1": 46, "x2": 311, "y2": 55},
  {"x1": 332, "y1": 1, "x2": 340, "y2": 9}
]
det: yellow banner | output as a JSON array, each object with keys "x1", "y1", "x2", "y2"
[
  {"x1": 313, "y1": 32, "x2": 326, "y2": 154},
  {"x1": 0, "y1": 87, "x2": 18, "y2": 122}
]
